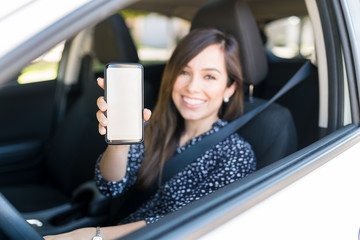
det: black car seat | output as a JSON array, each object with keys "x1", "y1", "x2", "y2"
[
  {"x1": 93, "y1": 15, "x2": 160, "y2": 110},
  {"x1": 259, "y1": 54, "x2": 319, "y2": 149},
  {"x1": 0, "y1": 14, "x2": 139, "y2": 214},
  {"x1": 191, "y1": 0, "x2": 298, "y2": 168},
  {"x1": 93, "y1": 14, "x2": 139, "y2": 66}
]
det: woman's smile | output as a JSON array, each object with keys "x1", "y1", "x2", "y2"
[
  {"x1": 172, "y1": 44, "x2": 235, "y2": 125},
  {"x1": 182, "y1": 96, "x2": 206, "y2": 108}
]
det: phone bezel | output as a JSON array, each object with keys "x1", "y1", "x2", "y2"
[{"x1": 104, "y1": 62, "x2": 144, "y2": 145}]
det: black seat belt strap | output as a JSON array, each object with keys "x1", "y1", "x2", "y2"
[{"x1": 159, "y1": 61, "x2": 313, "y2": 186}]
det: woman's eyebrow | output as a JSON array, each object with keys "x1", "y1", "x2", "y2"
[
  {"x1": 202, "y1": 67, "x2": 222, "y2": 74},
  {"x1": 184, "y1": 65, "x2": 222, "y2": 74}
]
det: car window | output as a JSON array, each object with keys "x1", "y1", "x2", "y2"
[
  {"x1": 17, "y1": 41, "x2": 65, "y2": 84},
  {"x1": 122, "y1": 10, "x2": 190, "y2": 65},
  {"x1": 343, "y1": 57, "x2": 352, "y2": 126},
  {"x1": 264, "y1": 16, "x2": 314, "y2": 59}
]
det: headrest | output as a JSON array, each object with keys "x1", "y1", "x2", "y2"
[
  {"x1": 191, "y1": 0, "x2": 268, "y2": 86},
  {"x1": 93, "y1": 14, "x2": 139, "y2": 64}
]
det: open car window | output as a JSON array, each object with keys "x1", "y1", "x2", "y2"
[
  {"x1": 0, "y1": 0, "x2": 360, "y2": 239},
  {"x1": 122, "y1": 11, "x2": 190, "y2": 65},
  {"x1": 265, "y1": 16, "x2": 314, "y2": 60},
  {"x1": 122, "y1": 0, "x2": 360, "y2": 238},
  {"x1": 17, "y1": 41, "x2": 65, "y2": 84}
]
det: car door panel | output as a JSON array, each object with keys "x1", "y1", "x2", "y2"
[{"x1": 0, "y1": 80, "x2": 56, "y2": 185}]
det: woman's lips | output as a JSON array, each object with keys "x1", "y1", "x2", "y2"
[{"x1": 182, "y1": 96, "x2": 206, "y2": 108}]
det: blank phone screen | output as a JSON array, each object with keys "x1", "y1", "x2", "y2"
[{"x1": 105, "y1": 64, "x2": 143, "y2": 143}]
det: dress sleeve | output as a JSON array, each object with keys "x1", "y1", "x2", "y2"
[{"x1": 95, "y1": 143, "x2": 145, "y2": 198}]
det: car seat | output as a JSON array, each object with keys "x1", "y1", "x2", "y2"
[
  {"x1": 191, "y1": 0, "x2": 298, "y2": 168},
  {"x1": 0, "y1": 14, "x2": 139, "y2": 233},
  {"x1": 93, "y1": 15, "x2": 160, "y2": 110}
]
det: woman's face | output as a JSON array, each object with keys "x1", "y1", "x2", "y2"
[{"x1": 172, "y1": 44, "x2": 236, "y2": 125}]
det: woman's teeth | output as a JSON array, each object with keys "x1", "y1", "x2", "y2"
[{"x1": 183, "y1": 97, "x2": 205, "y2": 105}]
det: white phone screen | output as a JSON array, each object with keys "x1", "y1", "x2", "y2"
[{"x1": 105, "y1": 63, "x2": 143, "y2": 144}]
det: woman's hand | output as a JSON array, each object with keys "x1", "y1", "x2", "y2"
[
  {"x1": 96, "y1": 77, "x2": 151, "y2": 181},
  {"x1": 44, "y1": 221, "x2": 146, "y2": 240},
  {"x1": 96, "y1": 77, "x2": 151, "y2": 135}
]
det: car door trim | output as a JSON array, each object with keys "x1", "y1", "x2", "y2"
[{"x1": 122, "y1": 124, "x2": 360, "y2": 239}]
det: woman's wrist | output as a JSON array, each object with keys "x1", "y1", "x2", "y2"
[
  {"x1": 44, "y1": 227, "x2": 96, "y2": 240},
  {"x1": 99, "y1": 144, "x2": 130, "y2": 182}
]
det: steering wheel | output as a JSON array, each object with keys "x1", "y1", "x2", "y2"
[{"x1": 0, "y1": 193, "x2": 43, "y2": 239}]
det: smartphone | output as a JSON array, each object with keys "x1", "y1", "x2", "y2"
[{"x1": 104, "y1": 63, "x2": 144, "y2": 144}]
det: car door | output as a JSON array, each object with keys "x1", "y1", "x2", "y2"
[
  {"x1": 0, "y1": 43, "x2": 66, "y2": 185},
  {"x1": 119, "y1": 0, "x2": 360, "y2": 239}
]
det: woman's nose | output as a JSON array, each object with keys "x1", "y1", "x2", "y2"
[{"x1": 186, "y1": 75, "x2": 201, "y2": 92}]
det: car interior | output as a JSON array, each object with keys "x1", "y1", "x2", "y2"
[{"x1": 0, "y1": 0, "x2": 324, "y2": 237}]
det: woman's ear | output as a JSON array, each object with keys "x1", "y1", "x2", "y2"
[{"x1": 224, "y1": 82, "x2": 237, "y2": 100}]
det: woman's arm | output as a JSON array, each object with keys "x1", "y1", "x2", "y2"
[
  {"x1": 99, "y1": 145, "x2": 131, "y2": 182},
  {"x1": 96, "y1": 77, "x2": 151, "y2": 182},
  {"x1": 44, "y1": 220, "x2": 146, "y2": 240}
]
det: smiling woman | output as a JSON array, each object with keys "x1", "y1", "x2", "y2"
[
  {"x1": 172, "y1": 45, "x2": 237, "y2": 146},
  {"x1": 45, "y1": 28, "x2": 256, "y2": 239},
  {"x1": 137, "y1": 28, "x2": 247, "y2": 189}
]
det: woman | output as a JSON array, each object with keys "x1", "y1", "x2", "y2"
[{"x1": 46, "y1": 28, "x2": 256, "y2": 240}]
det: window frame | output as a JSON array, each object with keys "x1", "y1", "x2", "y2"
[{"x1": 121, "y1": 0, "x2": 360, "y2": 238}]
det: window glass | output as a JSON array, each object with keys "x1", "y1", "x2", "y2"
[
  {"x1": 265, "y1": 16, "x2": 314, "y2": 59},
  {"x1": 17, "y1": 41, "x2": 65, "y2": 84},
  {"x1": 342, "y1": 53, "x2": 352, "y2": 126},
  {"x1": 122, "y1": 10, "x2": 190, "y2": 65}
]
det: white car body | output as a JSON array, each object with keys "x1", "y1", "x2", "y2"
[{"x1": 0, "y1": 0, "x2": 359, "y2": 239}]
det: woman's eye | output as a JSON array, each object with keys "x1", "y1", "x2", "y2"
[
  {"x1": 180, "y1": 70, "x2": 190, "y2": 76},
  {"x1": 205, "y1": 74, "x2": 216, "y2": 80}
]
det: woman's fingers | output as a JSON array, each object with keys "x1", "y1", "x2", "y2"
[
  {"x1": 96, "y1": 107, "x2": 108, "y2": 135},
  {"x1": 98, "y1": 123, "x2": 106, "y2": 135},
  {"x1": 97, "y1": 110, "x2": 107, "y2": 135},
  {"x1": 97, "y1": 96, "x2": 107, "y2": 112},
  {"x1": 96, "y1": 110, "x2": 108, "y2": 126},
  {"x1": 96, "y1": 81, "x2": 106, "y2": 135},
  {"x1": 98, "y1": 109, "x2": 148, "y2": 136},
  {"x1": 144, "y1": 108, "x2": 152, "y2": 122},
  {"x1": 97, "y1": 77, "x2": 105, "y2": 89},
  {"x1": 97, "y1": 94, "x2": 151, "y2": 135}
]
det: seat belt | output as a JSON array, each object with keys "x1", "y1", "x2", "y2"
[{"x1": 151, "y1": 61, "x2": 313, "y2": 191}]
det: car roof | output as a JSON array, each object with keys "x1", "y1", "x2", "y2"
[
  {"x1": 0, "y1": 0, "x2": 135, "y2": 86},
  {"x1": 128, "y1": 0, "x2": 308, "y2": 22},
  {"x1": 0, "y1": 0, "x2": 91, "y2": 59},
  {"x1": 0, "y1": 0, "x2": 307, "y2": 86}
]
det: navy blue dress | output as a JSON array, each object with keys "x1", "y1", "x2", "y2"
[{"x1": 95, "y1": 119, "x2": 256, "y2": 224}]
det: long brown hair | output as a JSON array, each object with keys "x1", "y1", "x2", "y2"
[{"x1": 136, "y1": 28, "x2": 244, "y2": 189}]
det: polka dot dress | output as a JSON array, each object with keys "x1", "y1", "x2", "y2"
[{"x1": 95, "y1": 119, "x2": 256, "y2": 224}]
